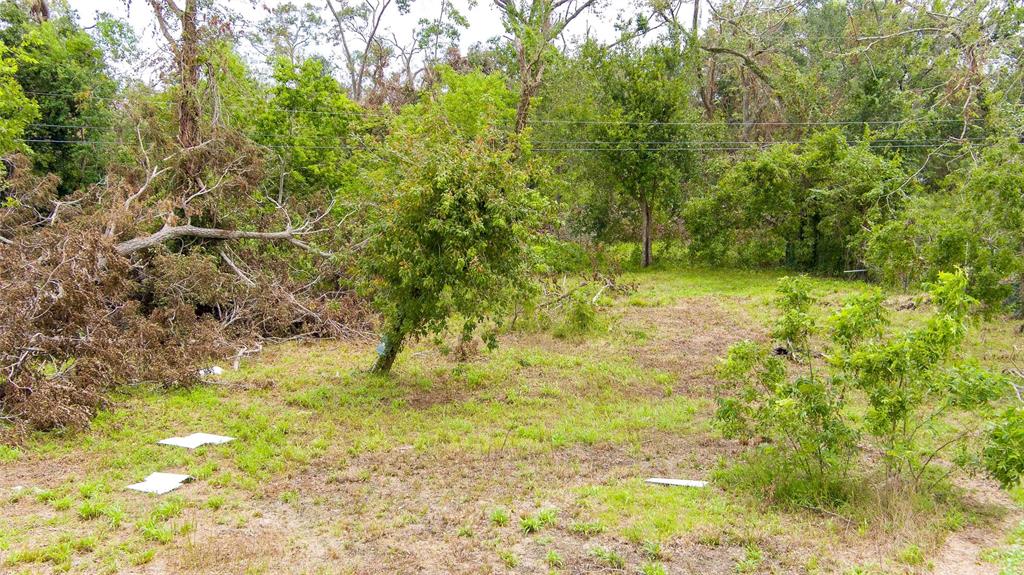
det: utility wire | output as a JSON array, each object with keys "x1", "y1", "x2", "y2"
[
  {"x1": 20, "y1": 91, "x2": 984, "y2": 127},
  {"x1": 15, "y1": 137, "x2": 988, "y2": 152},
  {"x1": 533, "y1": 118, "x2": 977, "y2": 126}
]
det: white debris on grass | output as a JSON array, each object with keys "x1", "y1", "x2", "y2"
[
  {"x1": 126, "y1": 472, "x2": 193, "y2": 495},
  {"x1": 158, "y1": 433, "x2": 234, "y2": 449},
  {"x1": 198, "y1": 365, "x2": 225, "y2": 377},
  {"x1": 645, "y1": 477, "x2": 708, "y2": 488}
]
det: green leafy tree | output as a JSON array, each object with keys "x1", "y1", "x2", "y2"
[
  {"x1": 586, "y1": 42, "x2": 697, "y2": 267},
  {"x1": 248, "y1": 56, "x2": 366, "y2": 203},
  {"x1": 0, "y1": 40, "x2": 37, "y2": 154},
  {"x1": 362, "y1": 68, "x2": 546, "y2": 373},
  {"x1": 865, "y1": 138, "x2": 1024, "y2": 310},
  {"x1": 0, "y1": 1, "x2": 117, "y2": 194},
  {"x1": 686, "y1": 130, "x2": 904, "y2": 273},
  {"x1": 494, "y1": 0, "x2": 598, "y2": 133}
]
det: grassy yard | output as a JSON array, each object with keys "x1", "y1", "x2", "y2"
[{"x1": 2, "y1": 266, "x2": 1022, "y2": 574}]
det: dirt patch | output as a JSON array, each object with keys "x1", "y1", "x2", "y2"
[
  {"x1": 932, "y1": 527, "x2": 1001, "y2": 575},
  {"x1": 931, "y1": 475, "x2": 1022, "y2": 575},
  {"x1": 0, "y1": 454, "x2": 86, "y2": 492},
  {"x1": 624, "y1": 296, "x2": 766, "y2": 394},
  {"x1": 167, "y1": 435, "x2": 806, "y2": 575}
]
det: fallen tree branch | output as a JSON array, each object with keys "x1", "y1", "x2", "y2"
[
  {"x1": 115, "y1": 224, "x2": 317, "y2": 255},
  {"x1": 219, "y1": 248, "x2": 255, "y2": 287}
]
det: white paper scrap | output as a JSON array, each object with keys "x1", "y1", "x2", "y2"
[
  {"x1": 126, "y1": 472, "x2": 193, "y2": 495},
  {"x1": 645, "y1": 477, "x2": 708, "y2": 488},
  {"x1": 158, "y1": 433, "x2": 234, "y2": 449}
]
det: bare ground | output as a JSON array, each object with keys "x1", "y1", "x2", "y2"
[{"x1": 2, "y1": 294, "x2": 1020, "y2": 574}]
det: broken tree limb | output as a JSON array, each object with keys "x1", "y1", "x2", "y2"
[
  {"x1": 219, "y1": 248, "x2": 256, "y2": 287},
  {"x1": 114, "y1": 224, "x2": 318, "y2": 255}
]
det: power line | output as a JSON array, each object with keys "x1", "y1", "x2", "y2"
[
  {"x1": 21, "y1": 123, "x2": 985, "y2": 146},
  {"x1": 19, "y1": 90, "x2": 395, "y2": 119},
  {"x1": 533, "y1": 143, "x2": 974, "y2": 152},
  {"x1": 534, "y1": 118, "x2": 977, "y2": 126},
  {"x1": 19, "y1": 91, "x2": 985, "y2": 127},
  {"x1": 16, "y1": 137, "x2": 984, "y2": 152},
  {"x1": 533, "y1": 137, "x2": 987, "y2": 145}
]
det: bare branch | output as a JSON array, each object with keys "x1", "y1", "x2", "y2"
[
  {"x1": 700, "y1": 45, "x2": 775, "y2": 89},
  {"x1": 115, "y1": 224, "x2": 306, "y2": 255}
]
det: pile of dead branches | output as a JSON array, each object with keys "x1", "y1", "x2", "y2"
[{"x1": 0, "y1": 142, "x2": 372, "y2": 434}]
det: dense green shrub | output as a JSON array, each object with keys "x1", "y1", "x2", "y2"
[
  {"x1": 865, "y1": 140, "x2": 1024, "y2": 311},
  {"x1": 685, "y1": 130, "x2": 905, "y2": 274},
  {"x1": 361, "y1": 68, "x2": 546, "y2": 373},
  {"x1": 985, "y1": 408, "x2": 1024, "y2": 488},
  {"x1": 716, "y1": 270, "x2": 1024, "y2": 504}
]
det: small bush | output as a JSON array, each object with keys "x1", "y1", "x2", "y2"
[
  {"x1": 984, "y1": 408, "x2": 1024, "y2": 488},
  {"x1": 554, "y1": 291, "x2": 601, "y2": 338},
  {"x1": 715, "y1": 270, "x2": 1024, "y2": 506}
]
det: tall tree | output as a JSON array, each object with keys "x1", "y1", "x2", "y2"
[
  {"x1": 111, "y1": 1, "x2": 336, "y2": 257},
  {"x1": 325, "y1": 0, "x2": 396, "y2": 102},
  {"x1": 249, "y1": 2, "x2": 327, "y2": 67},
  {"x1": 147, "y1": 0, "x2": 204, "y2": 194},
  {"x1": 0, "y1": 42, "x2": 37, "y2": 159},
  {"x1": 0, "y1": 0, "x2": 117, "y2": 194},
  {"x1": 587, "y1": 42, "x2": 696, "y2": 267},
  {"x1": 495, "y1": 0, "x2": 599, "y2": 133}
]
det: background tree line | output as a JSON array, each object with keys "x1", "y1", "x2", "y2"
[{"x1": 0, "y1": 0, "x2": 1022, "y2": 431}]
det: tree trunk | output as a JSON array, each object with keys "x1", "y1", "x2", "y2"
[
  {"x1": 371, "y1": 325, "x2": 404, "y2": 374},
  {"x1": 514, "y1": 85, "x2": 535, "y2": 135},
  {"x1": 513, "y1": 37, "x2": 542, "y2": 135},
  {"x1": 640, "y1": 196, "x2": 653, "y2": 268},
  {"x1": 178, "y1": 0, "x2": 202, "y2": 193}
]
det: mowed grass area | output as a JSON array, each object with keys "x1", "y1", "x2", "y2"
[{"x1": 1, "y1": 266, "x2": 1022, "y2": 574}]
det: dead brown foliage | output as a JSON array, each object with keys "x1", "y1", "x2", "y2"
[
  {"x1": 0, "y1": 148, "x2": 372, "y2": 433},
  {"x1": 0, "y1": 223, "x2": 226, "y2": 431}
]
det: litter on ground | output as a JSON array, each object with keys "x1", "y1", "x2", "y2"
[
  {"x1": 645, "y1": 477, "x2": 708, "y2": 488},
  {"x1": 126, "y1": 472, "x2": 193, "y2": 495},
  {"x1": 198, "y1": 365, "x2": 225, "y2": 377},
  {"x1": 158, "y1": 432, "x2": 234, "y2": 449}
]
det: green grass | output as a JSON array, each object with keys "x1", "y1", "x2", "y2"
[
  {"x1": 5, "y1": 535, "x2": 96, "y2": 571},
  {"x1": 2, "y1": 264, "x2": 1019, "y2": 574},
  {"x1": 590, "y1": 546, "x2": 626, "y2": 569},
  {"x1": 489, "y1": 507, "x2": 511, "y2": 527},
  {"x1": 982, "y1": 519, "x2": 1024, "y2": 575},
  {"x1": 520, "y1": 508, "x2": 557, "y2": 533},
  {"x1": 0, "y1": 444, "x2": 21, "y2": 462},
  {"x1": 77, "y1": 499, "x2": 124, "y2": 527},
  {"x1": 577, "y1": 479, "x2": 765, "y2": 544}
]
